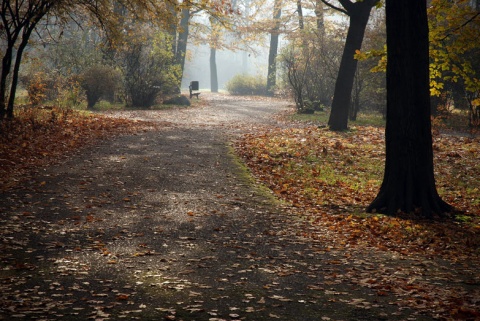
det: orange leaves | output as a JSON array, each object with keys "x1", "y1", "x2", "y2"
[
  {"x1": 236, "y1": 125, "x2": 480, "y2": 259},
  {"x1": 0, "y1": 107, "x2": 153, "y2": 191},
  {"x1": 237, "y1": 126, "x2": 385, "y2": 212}
]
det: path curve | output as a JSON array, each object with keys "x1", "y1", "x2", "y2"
[{"x1": 0, "y1": 94, "x2": 433, "y2": 320}]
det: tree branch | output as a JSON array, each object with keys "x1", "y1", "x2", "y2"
[
  {"x1": 319, "y1": 0, "x2": 349, "y2": 15},
  {"x1": 441, "y1": 12, "x2": 480, "y2": 41}
]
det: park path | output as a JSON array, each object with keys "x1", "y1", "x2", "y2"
[{"x1": 0, "y1": 94, "x2": 435, "y2": 320}]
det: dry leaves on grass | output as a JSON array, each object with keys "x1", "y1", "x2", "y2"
[
  {"x1": 0, "y1": 106, "x2": 154, "y2": 191},
  {"x1": 235, "y1": 125, "x2": 480, "y2": 258},
  {"x1": 235, "y1": 125, "x2": 480, "y2": 320}
]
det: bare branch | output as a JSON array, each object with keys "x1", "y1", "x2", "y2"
[
  {"x1": 319, "y1": 0, "x2": 349, "y2": 15},
  {"x1": 441, "y1": 12, "x2": 480, "y2": 41}
]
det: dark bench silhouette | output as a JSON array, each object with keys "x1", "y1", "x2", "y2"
[{"x1": 189, "y1": 81, "x2": 200, "y2": 99}]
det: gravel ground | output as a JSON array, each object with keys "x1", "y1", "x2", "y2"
[{"x1": 0, "y1": 93, "x2": 436, "y2": 320}]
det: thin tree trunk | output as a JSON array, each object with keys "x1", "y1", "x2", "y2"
[
  {"x1": 328, "y1": 1, "x2": 375, "y2": 131},
  {"x1": 242, "y1": 0, "x2": 251, "y2": 74},
  {"x1": 267, "y1": 0, "x2": 282, "y2": 96},
  {"x1": 176, "y1": 8, "x2": 190, "y2": 83},
  {"x1": 7, "y1": 27, "x2": 34, "y2": 118},
  {"x1": 0, "y1": 45, "x2": 14, "y2": 120},
  {"x1": 210, "y1": 47, "x2": 218, "y2": 92},
  {"x1": 0, "y1": 1, "x2": 52, "y2": 120},
  {"x1": 0, "y1": 21, "x2": 18, "y2": 120},
  {"x1": 315, "y1": 0, "x2": 325, "y2": 37},
  {"x1": 367, "y1": 0, "x2": 452, "y2": 218},
  {"x1": 297, "y1": 0, "x2": 304, "y2": 30},
  {"x1": 167, "y1": 2, "x2": 178, "y2": 57},
  {"x1": 349, "y1": 71, "x2": 360, "y2": 121}
]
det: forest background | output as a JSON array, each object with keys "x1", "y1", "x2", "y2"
[{"x1": 0, "y1": 1, "x2": 479, "y2": 319}]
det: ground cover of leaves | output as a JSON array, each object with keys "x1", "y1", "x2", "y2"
[
  {"x1": 235, "y1": 124, "x2": 480, "y2": 320},
  {"x1": 0, "y1": 95, "x2": 479, "y2": 321},
  {"x1": 0, "y1": 106, "x2": 155, "y2": 192}
]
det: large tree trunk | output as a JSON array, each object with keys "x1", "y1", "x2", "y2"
[
  {"x1": 210, "y1": 47, "x2": 218, "y2": 92},
  {"x1": 367, "y1": 0, "x2": 452, "y2": 218},
  {"x1": 266, "y1": 0, "x2": 282, "y2": 96},
  {"x1": 328, "y1": 0, "x2": 377, "y2": 131}
]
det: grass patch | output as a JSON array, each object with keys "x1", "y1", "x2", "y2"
[
  {"x1": 290, "y1": 110, "x2": 386, "y2": 127},
  {"x1": 92, "y1": 100, "x2": 125, "y2": 111}
]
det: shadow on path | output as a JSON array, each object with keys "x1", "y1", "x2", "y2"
[{"x1": 0, "y1": 94, "x2": 433, "y2": 320}]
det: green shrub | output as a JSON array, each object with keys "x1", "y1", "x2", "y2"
[
  {"x1": 122, "y1": 32, "x2": 180, "y2": 108},
  {"x1": 81, "y1": 65, "x2": 121, "y2": 109},
  {"x1": 226, "y1": 74, "x2": 267, "y2": 96}
]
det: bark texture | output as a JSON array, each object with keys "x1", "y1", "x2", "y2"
[
  {"x1": 327, "y1": 0, "x2": 378, "y2": 131},
  {"x1": 367, "y1": 0, "x2": 452, "y2": 218},
  {"x1": 210, "y1": 47, "x2": 218, "y2": 93},
  {"x1": 175, "y1": 8, "x2": 190, "y2": 82},
  {"x1": 266, "y1": 0, "x2": 282, "y2": 96}
]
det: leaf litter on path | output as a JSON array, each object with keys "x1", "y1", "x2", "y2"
[{"x1": 1, "y1": 94, "x2": 478, "y2": 320}]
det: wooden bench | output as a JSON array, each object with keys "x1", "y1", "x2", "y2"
[
  {"x1": 190, "y1": 90, "x2": 200, "y2": 99},
  {"x1": 189, "y1": 85, "x2": 200, "y2": 99}
]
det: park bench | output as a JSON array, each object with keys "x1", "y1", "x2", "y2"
[{"x1": 189, "y1": 81, "x2": 201, "y2": 99}]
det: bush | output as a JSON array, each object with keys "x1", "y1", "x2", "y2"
[
  {"x1": 226, "y1": 74, "x2": 267, "y2": 96},
  {"x1": 21, "y1": 71, "x2": 59, "y2": 106},
  {"x1": 279, "y1": 33, "x2": 339, "y2": 114},
  {"x1": 81, "y1": 65, "x2": 121, "y2": 109},
  {"x1": 26, "y1": 72, "x2": 48, "y2": 106},
  {"x1": 122, "y1": 31, "x2": 180, "y2": 108}
]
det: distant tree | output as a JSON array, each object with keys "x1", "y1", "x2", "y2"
[
  {"x1": 175, "y1": 8, "x2": 191, "y2": 86},
  {"x1": 315, "y1": 0, "x2": 325, "y2": 33},
  {"x1": 321, "y1": 0, "x2": 379, "y2": 131},
  {"x1": 266, "y1": 0, "x2": 282, "y2": 96},
  {"x1": 351, "y1": 9, "x2": 387, "y2": 119},
  {"x1": 367, "y1": 0, "x2": 452, "y2": 218},
  {"x1": 209, "y1": 15, "x2": 221, "y2": 93}
]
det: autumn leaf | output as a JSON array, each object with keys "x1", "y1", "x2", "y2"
[{"x1": 235, "y1": 125, "x2": 480, "y2": 259}]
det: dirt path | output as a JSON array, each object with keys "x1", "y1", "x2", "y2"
[{"x1": 1, "y1": 94, "x2": 436, "y2": 320}]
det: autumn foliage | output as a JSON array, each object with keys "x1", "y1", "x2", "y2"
[
  {"x1": 0, "y1": 107, "x2": 153, "y2": 191},
  {"x1": 236, "y1": 125, "x2": 480, "y2": 257}
]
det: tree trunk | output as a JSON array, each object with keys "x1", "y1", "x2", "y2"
[
  {"x1": 0, "y1": 1, "x2": 52, "y2": 120},
  {"x1": 175, "y1": 8, "x2": 190, "y2": 83},
  {"x1": 0, "y1": 44, "x2": 14, "y2": 120},
  {"x1": 210, "y1": 47, "x2": 218, "y2": 92},
  {"x1": 266, "y1": 0, "x2": 282, "y2": 96},
  {"x1": 297, "y1": 0, "x2": 304, "y2": 30},
  {"x1": 349, "y1": 71, "x2": 360, "y2": 121},
  {"x1": 315, "y1": 0, "x2": 324, "y2": 37},
  {"x1": 366, "y1": 0, "x2": 452, "y2": 218},
  {"x1": 328, "y1": 0, "x2": 376, "y2": 131},
  {"x1": 242, "y1": 0, "x2": 251, "y2": 74},
  {"x1": 7, "y1": 26, "x2": 35, "y2": 118},
  {"x1": 167, "y1": 2, "x2": 178, "y2": 57}
]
